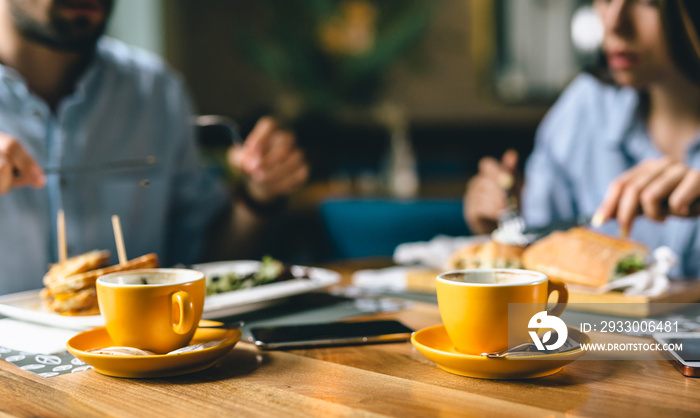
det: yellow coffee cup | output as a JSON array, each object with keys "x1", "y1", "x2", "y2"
[
  {"x1": 436, "y1": 269, "x2": 568, "y2": 355},
  {"x1": 96, "y1": 268, "x2": 206, "y2": 354}
]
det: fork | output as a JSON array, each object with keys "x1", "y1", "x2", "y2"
[{"x1": 496, "y1": 174, "x2": 526, "y2": 236}]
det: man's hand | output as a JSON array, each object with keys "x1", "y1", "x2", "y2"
[
  {"x1": 464, "y1": 150, "x2": 520, "y2": 234},
  {"x1": 593, "y1": 157, "x2": 700, "y2": 236},
  {"x1": 0, "y1": 133, "x2": 45, "y2": 195},
  {"x1": 227, "y1": 117, "x2": 309, "y2": 205}
]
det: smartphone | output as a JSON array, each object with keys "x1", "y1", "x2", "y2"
[
  {"x1": 652, "y1": 333, "x2": 700, "y2": 377},
  {"x1": 249, "y1": 320, "x2": 414, "y2": 350}
]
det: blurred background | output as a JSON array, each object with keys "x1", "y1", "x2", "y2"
[{"x1": 107, "y1": 0, "x2": 601, "y2": 263}]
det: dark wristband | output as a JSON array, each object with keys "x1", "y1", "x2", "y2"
[{"x1": 236, "y1": 184, "x2": 288, "y2": 216}]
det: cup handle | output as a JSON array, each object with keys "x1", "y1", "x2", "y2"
[
  {"x1": 171, "y1": 291, "x2": 194, "y2": 335},
  {"x1": 546, "y1": 279, "x2": 568, "y2": 317}
]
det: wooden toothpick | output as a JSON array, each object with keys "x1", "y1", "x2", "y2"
[
  {"x1": 57, "y1": 209, "x2": 66, "y2": 263},
  {"x1": 111, "y1": 215, "x2": 127, "y2": 265}
]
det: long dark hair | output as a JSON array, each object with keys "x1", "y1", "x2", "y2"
[
  {"x1": 588, "y1": 0, "x2": 700, "y2": 85},
  {"x1": 661, "y1": 0, "x2": 700, "y2": 84}
]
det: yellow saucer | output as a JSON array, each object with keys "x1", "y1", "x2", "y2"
[
  {"x1": 67, "y1": 321, "x2": 242, "y2": 378},
  {"x1": 411, "y1": 325, "x2": 588, "y2": 379}
]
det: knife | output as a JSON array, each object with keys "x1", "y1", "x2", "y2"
[
  {"x1": 521, "y1": 214, "x2": 593, "y2": 241},
  {"x1": 43, "y1": 156, "x2": 157, "y2": 174},
  {"x1": 522, "y1": 198, "x2": 700, "y2": 242},
  {"x1": 198, "y1": 320, "x2": 245, "y2": 330},
  {"x1": 12, "y1": 156, "x2": 157, "y2": 177}
]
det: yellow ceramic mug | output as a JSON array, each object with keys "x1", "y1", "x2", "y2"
[
  {"x1": 436, "y1": 269, "x2": 568, "y2": 355},
  {"x1": 96, "y1": 268, "x2": 206, "y2": 354}
]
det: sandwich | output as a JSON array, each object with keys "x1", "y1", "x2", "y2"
[
  {"x1": 446, "y1": 240, "x2": 525, "y2": 270},
  {"x1": 521, "y1": 227, "x2": 649, "y2": 287},
  {"x1": 40, "y1": 251, "x2": 159, "y2": 316}
]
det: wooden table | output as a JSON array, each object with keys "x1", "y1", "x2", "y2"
[{"x1": 2, "y1": 260, "x2": 700, "y2": 417}]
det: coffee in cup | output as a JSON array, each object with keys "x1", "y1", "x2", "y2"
[
  {"x1": 96, "y1": 268, "x2": 205, "y2": 354},
  {"x1": 436, "y1": 269, "x2": 568, "y2": 355}
]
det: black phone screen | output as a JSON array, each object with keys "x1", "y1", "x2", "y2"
[
  {"x1": 250, "y1": 320, "x2": 414, "y2": 348},
  {"x1": 667, "y1": 338, "x2": 700, "y2": 362}
]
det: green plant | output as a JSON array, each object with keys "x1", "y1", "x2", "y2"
[{"x1": 238, "y1": 0, "x2": 432, "y2": 115}]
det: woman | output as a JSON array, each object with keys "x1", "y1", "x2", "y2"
[{"x1": 464, "y1": 0, "x2": 700, "y2": 277}]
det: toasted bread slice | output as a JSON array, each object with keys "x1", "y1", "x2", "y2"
[
  {"x1": 521, "y1": 227, "x2": 649, "y2": 287},
  {"x1": 43, "y1": 250, "x2": 110, "y2": 288},
  {"x1": 40, "y1": 287, "x2": 99, "y2": 315},
  {"x1": 45, "y1": 253, "x2": 159, "y2": 295},
  {"x1": 446, "y1": 240, "x2": 524, "y2": 270}
]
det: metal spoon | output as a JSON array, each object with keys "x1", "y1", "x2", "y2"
[
  {"x1": 481, "y1": 342, "x2": 544, "y2": 358},
  {"x1": 481, "y1": 338, "x2": 578, "y2": 358}
]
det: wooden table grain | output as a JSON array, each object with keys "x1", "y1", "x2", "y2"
[{"x1": 1, "y1": 260, "x2": 699, "y2": 417}]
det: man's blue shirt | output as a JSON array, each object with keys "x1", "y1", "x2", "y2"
[{"x1": 0, "y1": 38, "x2": 227, "y2": 294}]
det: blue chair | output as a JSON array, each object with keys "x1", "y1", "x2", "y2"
[{"x1": 320, "y1": 198, "x2": 471, "y2": 259}]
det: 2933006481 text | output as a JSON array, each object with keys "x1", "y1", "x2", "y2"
[{"x1": 579, "y1": 320, "x2": 679, "y2": 334}]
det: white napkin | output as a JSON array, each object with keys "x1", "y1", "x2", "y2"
[
  {"x1": 393, "y1": 235, "x2": 485, "y2": 270},
  {"x1": 352, "y1": 266, "x2": 412, "y2": 291},
  {"x1": 0, "y1": 318, "x2": 78, "y2": 354},
  {"x1": 368, "y1": 234, "x2": 485, "y2": 292},
  {"x1": 598, "y1": 246, "x2": 675, "y2": 297},
  {"x1": 369, "y1": 234, "x2": 477, "y2": 291}
]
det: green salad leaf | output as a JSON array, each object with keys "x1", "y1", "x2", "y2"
[
  {"x1": 615, "y1": 255, "x2": 646, "y2": 277},
  {"x1": 205, "y1": 256, "x2": 304, "y2": 296}
]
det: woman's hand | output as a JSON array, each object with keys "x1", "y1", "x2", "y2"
[
  {"x1": 464, "y1": 149, "x2": 520, "y2": 234},
  {"x1": 0, "y1": 133, "x2": 45, "y2": 195},
  {"x1": 593, "y1": 157, "x2": 700, "y2": 235}
]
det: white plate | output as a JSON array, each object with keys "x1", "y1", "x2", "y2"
[
  {"x1": 0, "y1": 261, "x2": 341, "y2": 330},
  {"x1": 0, "y1": 290, "x2": 103, "y2": 330},
  {"x1": 195, "y1": 260, "x2": 341, "y2": 318}
]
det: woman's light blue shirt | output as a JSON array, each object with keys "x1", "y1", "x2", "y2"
[
  {"x1": 523, "y1": 73, "x2": 700, "y2": 278},
  {"x1": 0, "y1": 38, "x2": 228, "y2": 294}
]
